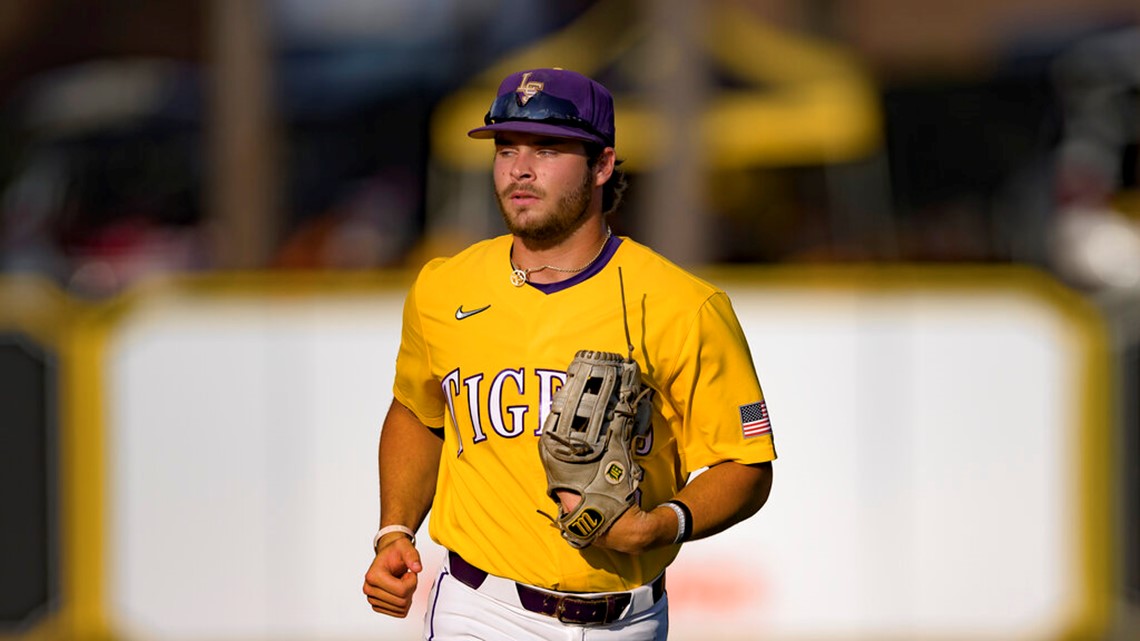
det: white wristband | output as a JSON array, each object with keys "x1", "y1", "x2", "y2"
[
  {"x1": 373, "y1": 525, "x2": 416, "y2": 551},
  {"x1": 661, "y1": 502, "x2": 688, "y2": 545}
]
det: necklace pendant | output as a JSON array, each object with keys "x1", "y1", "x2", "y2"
[{"x1": 510, "y1": 269, "x2": 528, "y2": 287}]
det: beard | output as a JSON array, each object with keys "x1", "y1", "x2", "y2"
[{"x1": 496, "y1": 169, "x2": 595, "y2": 247}]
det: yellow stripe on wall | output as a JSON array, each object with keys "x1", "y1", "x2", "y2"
[{"x1": 60, "y1": 302, "x2": 115, "y2": 641}]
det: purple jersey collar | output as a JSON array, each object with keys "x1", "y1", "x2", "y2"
[{"x1": 519, "y1": 234, "x2": 622, "y2": 294}]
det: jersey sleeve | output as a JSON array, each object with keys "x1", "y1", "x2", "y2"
[
  {"x1": 392, "y1": 267, "x2": 447, "y2": 428},
  {"x1": 665, "y1": 291, "x2": 777, "y2": 473}
]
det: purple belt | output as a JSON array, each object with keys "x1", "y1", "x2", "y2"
[{"x1": 447, "y1": 550, "x2": 665, "y2": 625}]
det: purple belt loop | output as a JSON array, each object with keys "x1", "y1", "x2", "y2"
[{"x1": 447, "y1": 550, "x2": 488, "y2": 589}]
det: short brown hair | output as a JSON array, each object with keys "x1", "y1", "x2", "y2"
[{"x1": 585, "y1": 143, "x2": 628, "y2": 217}]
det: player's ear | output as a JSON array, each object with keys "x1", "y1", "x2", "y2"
[{"x1": 593, "y1": 147, "x2": 616, "y2": 186}]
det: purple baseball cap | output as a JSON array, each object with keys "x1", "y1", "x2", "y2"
[{"x1": 467, "y1": 68, "x2": 615, "y2": 147}]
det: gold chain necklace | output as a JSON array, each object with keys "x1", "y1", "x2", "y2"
[{"x1": 510, "y1": 228, "x2": 612, "y2": 287}]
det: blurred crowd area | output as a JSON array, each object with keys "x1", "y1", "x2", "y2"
[{"x1": 0, "y1": 0, "x2": 1138, "y2": 298}]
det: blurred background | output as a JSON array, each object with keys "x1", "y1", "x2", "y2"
[
  {"x1": 0, "y1": 0, "x2": 1138, "y2": 640},
  {"x1": 0, "y1": 0, "x2": 1135, "y2": 290}
]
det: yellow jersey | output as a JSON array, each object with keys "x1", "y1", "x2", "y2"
[{"x1": 392, "y1": 234, "x2": 776, "y2": 592}]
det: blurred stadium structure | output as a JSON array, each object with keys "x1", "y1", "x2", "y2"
[
  {"x1": 0, "y1": 0, "x2": 1138, "y2": 640},
  {"x1": 0, "y1": 0, "x2": 1137, "y2": 285}
]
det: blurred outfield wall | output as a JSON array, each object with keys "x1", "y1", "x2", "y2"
[{"x1": 0, "y1": 266, "x2": 1123, "y2": 641}]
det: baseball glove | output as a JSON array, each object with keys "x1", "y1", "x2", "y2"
[{"x1": 538, "y1": 349, "x2": 654, "y2": 548}]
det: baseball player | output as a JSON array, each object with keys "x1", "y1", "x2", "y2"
[{"x1": 363, "y1": 68, "x2": 777, "y2": 640}]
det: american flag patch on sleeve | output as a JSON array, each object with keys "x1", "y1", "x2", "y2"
[{"x1": 739, "y1": 400, "x2": 772, "y2": 438}]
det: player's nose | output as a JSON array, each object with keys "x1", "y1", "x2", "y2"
[{"x1": 508, "y1": 153, "x2": 535, "y2": 181}]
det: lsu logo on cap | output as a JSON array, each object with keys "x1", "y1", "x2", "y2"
[
  {"x1": 515, "y1": 71, "x2": 544, "y2": 105},
  {"x1": 567, "y1": 508, "x2": 604, "y2": 539}
]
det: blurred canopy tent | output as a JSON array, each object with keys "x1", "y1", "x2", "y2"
[{"x1": 424, "y1": 0, "x2": 885, "y2": 265}]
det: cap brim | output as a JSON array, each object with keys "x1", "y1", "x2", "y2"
[{"x1": 467, "y1": 121, "x2": 609, "y2": 147}]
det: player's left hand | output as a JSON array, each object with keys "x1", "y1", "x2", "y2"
[
  {"x1": 597, "y1": 504, "x2": 680, "y2": 553},
  {"x1": 558, "y1": 490, "x2": 675, "y2": 554}
]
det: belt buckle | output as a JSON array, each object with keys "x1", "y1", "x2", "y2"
[
  {"x1": 554, "y1": 596, "x2": 579, "y2": 624},
  {"x1": 554, "y1": 595, "x2": 608, "y2": 625}
]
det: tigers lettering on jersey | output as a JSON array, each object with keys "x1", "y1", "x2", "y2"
[
  {"x1": 440, "y1": 366, "x2": 567, "y2": 452},
  {"x1": 440, "y1": 364, "x2": 658, "y2": 457}
]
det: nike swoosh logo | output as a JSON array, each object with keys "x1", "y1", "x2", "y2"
[{"x1": 455, "y1": 304, "x2": 491, "y2": 320}]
